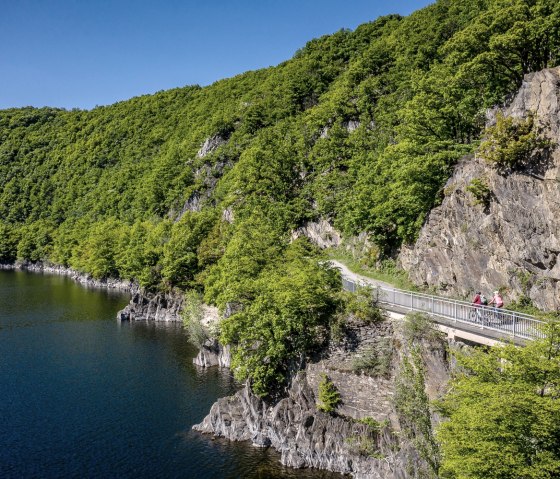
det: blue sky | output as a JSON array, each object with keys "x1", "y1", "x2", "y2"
[{"x1": 1, "y1": 0, "x2": 432, "y2": 110}]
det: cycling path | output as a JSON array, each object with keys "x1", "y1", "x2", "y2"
[{"x1": 328, "y1": 259, "x2": 394, "y2": 290}]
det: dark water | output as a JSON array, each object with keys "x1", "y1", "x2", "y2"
[{"x1": 0, "y1": 271, "x2": 342, "y2": 479}]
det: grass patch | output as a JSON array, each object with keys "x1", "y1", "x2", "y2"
[{"x1": 327, "y1": 247, "x2": 418, "y2": 290}]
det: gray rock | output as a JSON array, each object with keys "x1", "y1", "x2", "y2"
[
  {"x1": 400, "y1": 67, "x2": 560, "y2": 311},
  {"x1": 224, "y1": 302, "x2": 243, "y2": 319},
  {"x1": 291, "y1": 219, "x2": 342, "y2": 249},
  {"x1": 343, "y1": 120, "x2": 360, "y2": 133},
  {"x1": 1, "y1": 261, "x2": 136, "y2": 292},
  {"x1": 117, "y1": 289, "x2": 184, "y2": 322},
  {"x1": 194, "y1": 319, "x2": 450, "y2": 478},
  {"x1": 196, "y1": 134, "x2": 226, "y2": 158},
  {"x1": 222, "y1": 207, "x2": 234, "y2": 224},
  {"x1": 193, "y1": 339, "x2": 231, "y2": 368}
]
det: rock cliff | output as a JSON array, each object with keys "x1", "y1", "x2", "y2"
[
  {"x1": 193, "y1": 339, "x2": 231, "y2": 368},
  {"x1": 117, "y1": 288, "x2": 230, "y2": 368},
  {"x1": 400, "y1": 67, "x2": 560, "y2": 311},
  {"x1": 117, "y1": 289, "x2": 185, "y2": 322},
  {"x1": 194, "y1": 317, "x2": 451, "y2": 478}
]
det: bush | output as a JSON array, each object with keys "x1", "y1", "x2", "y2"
[
  {"x1": 466, "y1": 177, "x2": 492, "y2": 207},
  {"x1": 479, "y1": 113, "x2": 550, "y2": 170},
  {"x1": 358, "y1": 417, "x2": 390, "y2": 430},
  {"x1": 181, "y1": 290, "x2": 208, "y2": 348},
  {"x1": 330, "y1": 313, "x2": 348, "y2": 342},
  {"x1": 403, "y1": 312, "x2": 441, "y2": 343},
  {"x1": 317, "y1": 373, "x2": 341, "y2": 413},
  {"x1": 346, "y1": 434, "x2": 382, "y2": 458},
  {"x1": 394, "y1": 347, "x2": 440, "y2": 476},
  {"x1": 352, "y1": 339, "x2": 393, "y2": 377},
  {"x1": 343, "y1": 288, "x2": 385, "y2": 324}
]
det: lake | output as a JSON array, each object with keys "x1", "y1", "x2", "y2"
[{"x1": 0, "y1": 270, "x2": 341, "y2": 479}]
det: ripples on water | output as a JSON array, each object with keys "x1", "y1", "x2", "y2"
[{"x1": 0, "y1": 271, "x2": 342, "y2": 479}]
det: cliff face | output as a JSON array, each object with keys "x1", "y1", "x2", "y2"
[
  {"x1": 193, "y1": 339, "x2": 231, "y2": 368},
  {"x1": 117, "y1": 289, "x2": 184, "y2": 322},
  {"x1": 194, "y1": 318, "x2": 451, "y2": 478},
  {"x1": 400, "y1": 68, "x2": 560, "y2": 310}
]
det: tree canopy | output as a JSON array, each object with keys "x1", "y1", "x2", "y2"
[
  {"x1": 437, "y1": 322, "x2": 560, "y2": 479},
  {"x1": 2, "y1": 0, "x2": 560, "y2": 394}
]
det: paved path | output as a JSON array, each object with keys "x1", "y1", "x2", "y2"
[
  {"x1": 329, "y1": 259, "x2": 542, "y2": 344},
  {"x1": 328, "y1": 260, "x2": 394, "y2": 290}
]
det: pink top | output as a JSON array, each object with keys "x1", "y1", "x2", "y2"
[{"x1": 490, "y1": 294, "x2": 504, "y2": 307}]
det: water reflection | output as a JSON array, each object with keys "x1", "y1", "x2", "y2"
[{"x1": 0, "y1": 270, "x2": 343, "y2": 479}]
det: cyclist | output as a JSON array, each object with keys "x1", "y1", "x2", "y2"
[
  {"x1": 471, "y1": 291, "x2": 482, "y2": 322},
  {"x1": 489, "y1": 291, "x2": 504, "y2": 308},
  {"x1": 489, "y1": 290, "x2": 504, "y2": 323}
]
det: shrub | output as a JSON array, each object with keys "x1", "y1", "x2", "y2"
[
  {"x1": 181, "y1": 290, "x2": 208, "y2": 348},
  {"x1": 466, "y1": 177, "x2": 491, "y2": 207},
  {"x1": 394, "y1": 347, "x2": 440, "y2": 476},
  {"x1": 317, "y1": 374, "x2": 341, "y2": 413},
  {"x1": 330, "y1": 313, "x2": 347, "y2": 342},
  {"x1": 479, "y1": 112, "x2": 550, "y2": 170},
  {"x1": 352, "y1": 339, "x2": 393, "y2": 377},
  {"x1": 343, "y1": 288, "x2": 385, "y2": 324},
  {"x1": 403, "y1": 312, "x2": 442, "y2": 343},
  {"x1": 346, "y1": 434, "x2": 383, "y2": 458},
  {"x1": 358, "y1": 417, "x2": 390, "y2": 430}
]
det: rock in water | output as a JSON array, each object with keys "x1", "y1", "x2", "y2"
[
  {"x1": 193, "y1": 319, "x2": 450, "y2": 478},
  {"x1": 116, "y1": 289, "x2": 184, "y2": 322}
]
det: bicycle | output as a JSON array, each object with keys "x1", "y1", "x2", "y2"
[{"x1": 469, "y1": 305, "x2": 485, "y2": 324}]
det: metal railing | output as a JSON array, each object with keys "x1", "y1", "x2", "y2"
[{"x1": 342, "y1": 277, "x2": 546, "y2": 341}]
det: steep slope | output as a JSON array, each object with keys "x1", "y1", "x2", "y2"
[
  {"x1": 194, "y1": 316, "x2": 451, "y2": 478},
  {"x1": 1, "y1": 0, "x2": 560, "y2": 399},
  {"x1": 400, "y1": 67, "x2": 560, "y2": 310}
]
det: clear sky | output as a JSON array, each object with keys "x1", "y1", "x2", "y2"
[{"x1": 1, "y1": 0, "x2": 432, "y2": 110}]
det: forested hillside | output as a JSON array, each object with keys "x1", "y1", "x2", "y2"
[{"x1": 2, "y1": 0, "x2": 560, "y2": 394}]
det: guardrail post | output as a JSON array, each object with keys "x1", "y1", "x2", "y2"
[
  {"x1": 512, "y1": 313, "x2": 516, "y2": 338},
  {"x1": 453, "y1": 301, "x2": 457, "y2": 323},
  {"x1": 431, "y1": 296, "x2": 434, "y2": 314},
  {"x1": 410, "y1": 291, "x2": 413, "y2": 311}
]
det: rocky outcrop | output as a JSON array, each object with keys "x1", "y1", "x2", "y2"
[
  {"x1": 194, "y1": 374, "x2": 416, "y2": 478},
  {"x1": 196, "y1": 134, "x2": 227, "y2": 158},
  {"x1": 292, "y1": 219, "x2": 342, "y2": 249},
  {"x1": 194, "y1": 318, "x2": 451, "y2": 478},
  {"x1": 400, "y1": 67, "x2": 560, "y2": 311},
  {"x1": 0, "y1": 261, "x2": 136, "y2": 292},
  {"x1": 175, "y1": 158, "x2": 233, "y2": 221},
  {"x1": 193, "y1": 339, "x2": 231, "y2": 368},
  {"x1": 117, "y1": 289, "x2": 184, "y2": 322}
]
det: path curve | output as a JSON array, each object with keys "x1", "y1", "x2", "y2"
[{"x1": 328, "y1": 260, "x2": 395, "y2": 290}]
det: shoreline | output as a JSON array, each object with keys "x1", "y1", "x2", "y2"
[{"x1": 0, "y1": 261, "x2": 138, "y2": 294}]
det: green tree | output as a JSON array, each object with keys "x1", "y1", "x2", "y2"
[
  {"x1": 0, "y1": 222, "x2": 19, "y2": 263},
  {"x1": 220, "y1": 239, "x2": 340, "y2": 397},
  {"x1": 479, "y1": 112, "x2": 550, "y2": 170},
  {"x1": 16, "y1": 220, "x2": 55, "y2": 262},
  {"x1": 161, "y1": 211, "x2": 214, "y2": 288},
  {"x1": 437, "y1": 322, "x2": 560, "y2": 479},
  {"x1": 181, "y1": 289, "x2": 208, "y2": 348},
  {"x1": 70, "y1": 218, "x2": 126, "y2": 278},
  {"x1": 317, "y1": 374, "x2": 342, "y2": 413}
]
